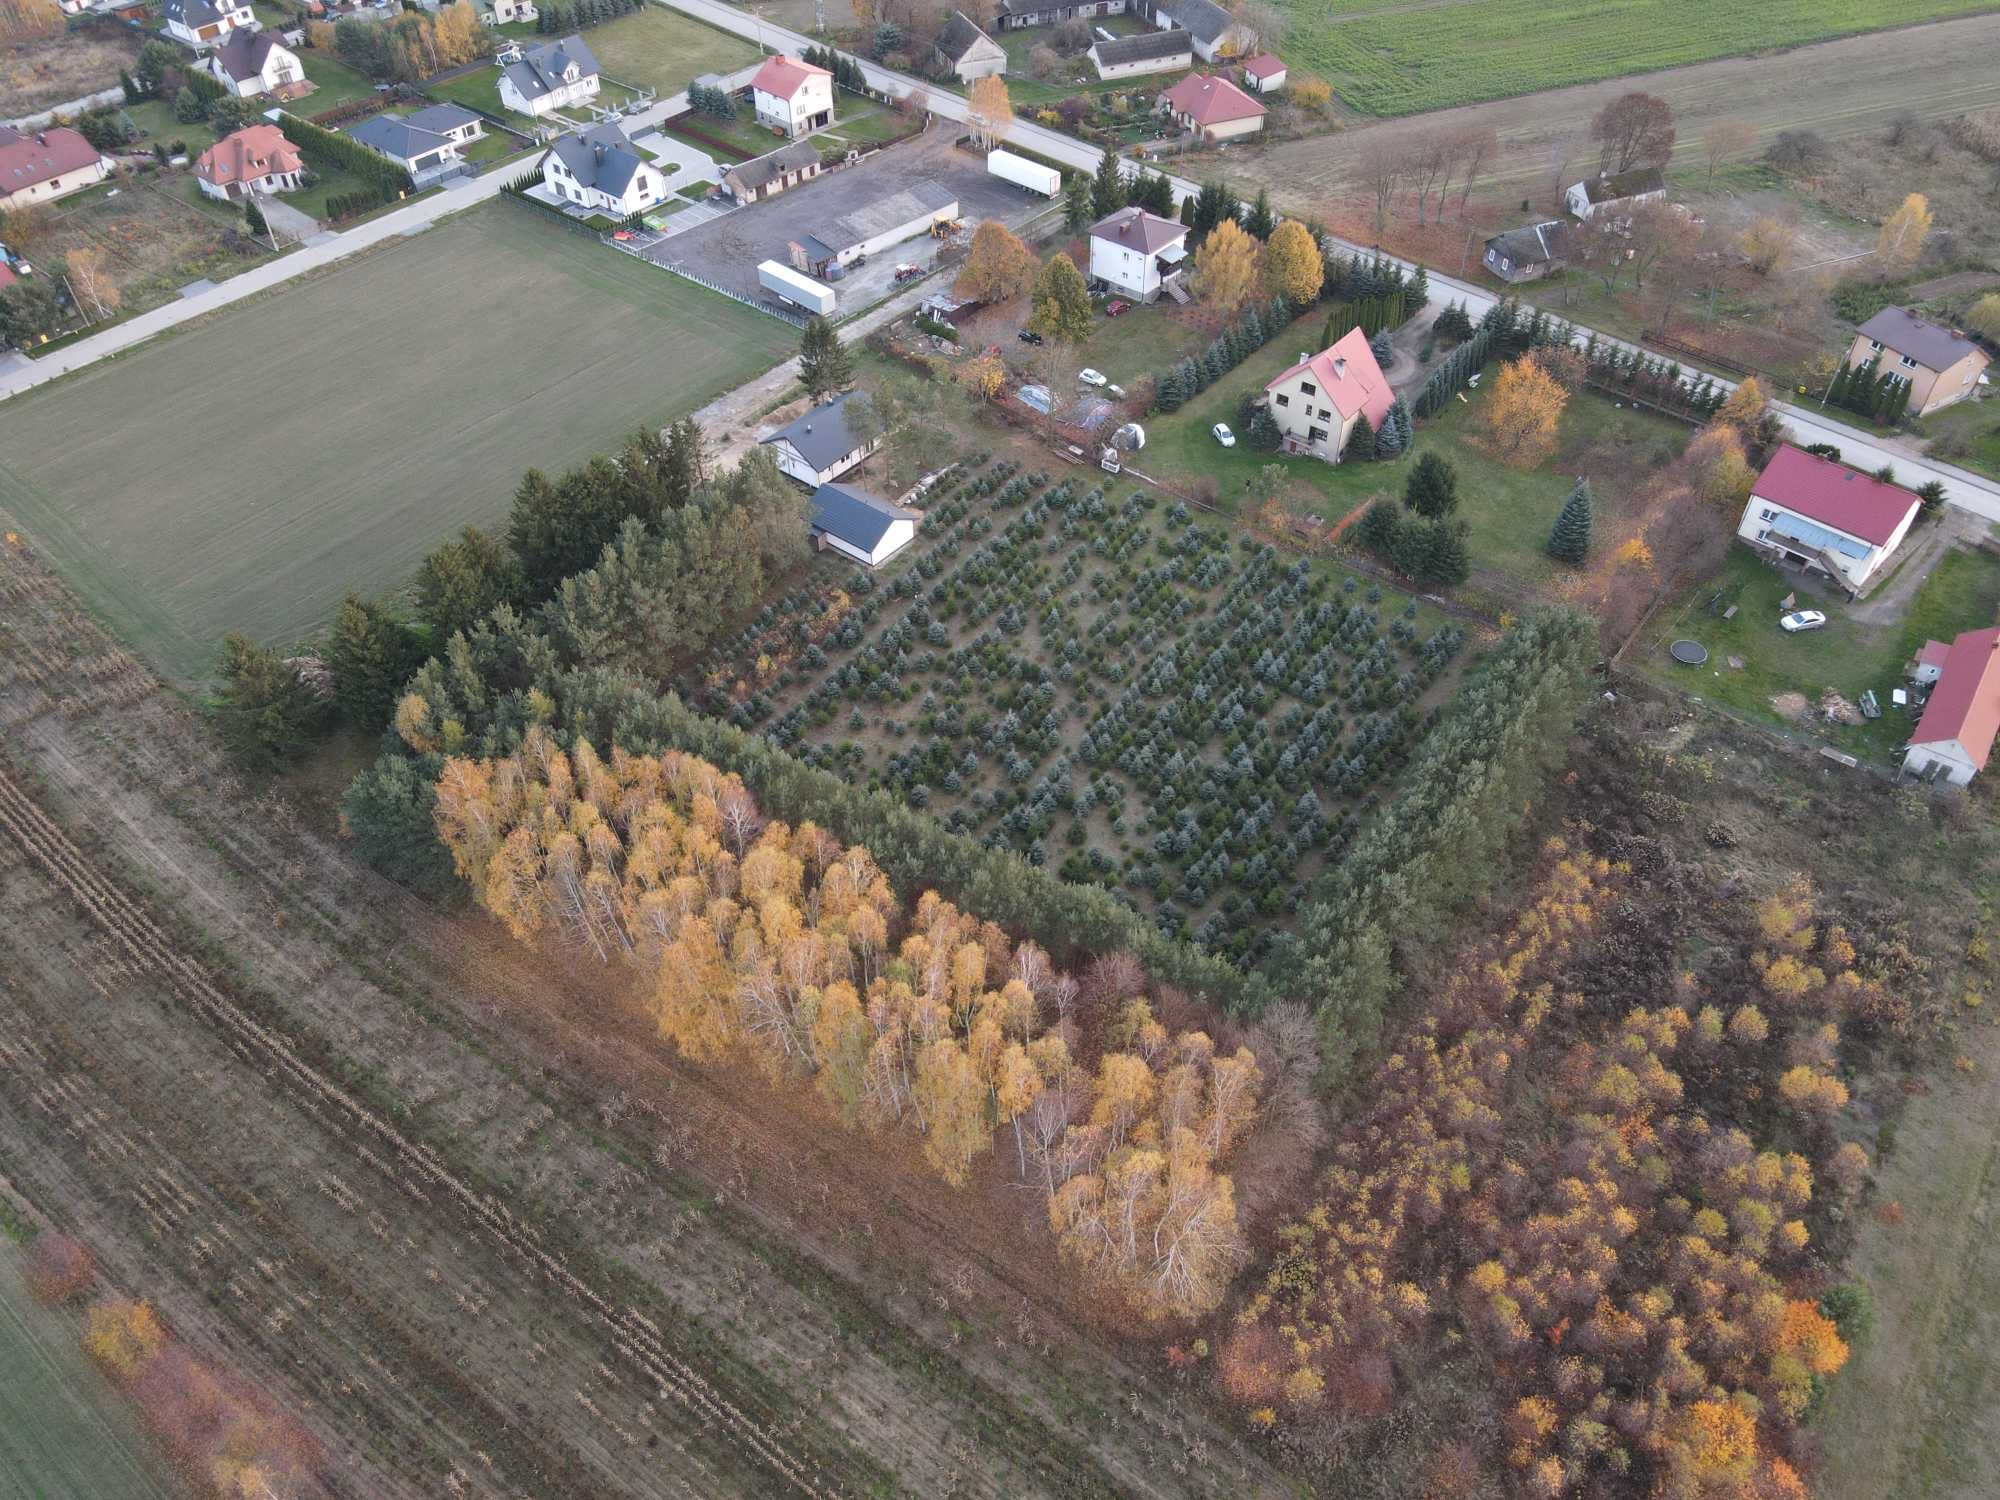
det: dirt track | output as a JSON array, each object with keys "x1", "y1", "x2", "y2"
[{"x1": 1233, "y1": 11, "x2": 2000, "y2": 216}]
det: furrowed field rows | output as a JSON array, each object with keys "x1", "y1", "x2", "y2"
[
  {"x1": 1284, "y1": 0, "x2": 1997, "y2": 115},
  {"x1": 0, "y1": 766, "x2": 842, "y2": 1500}
]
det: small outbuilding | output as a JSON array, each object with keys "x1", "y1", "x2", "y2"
[
  {"x1": 721, "y1": 139, "x2": 823, "y2": 204},
  {"x1": 932, "y1": 11, "x2": 1007, "y2": 83},
  {"x1": 1238, "y1": 52, "x2": 1286, "y2": 92},
  {"x1": 1087, "y1": 30, "x2": 1192, "y2": 80},
  {"x1": 809, "y1": 482, "x2": 916, "y2": 567},
  {"x1": 1905, "y1": 627, "x2": 2000, "y2": 784},
  {"x1": 1564, "y1": 165, "x2": 1666, "y2": 221}
]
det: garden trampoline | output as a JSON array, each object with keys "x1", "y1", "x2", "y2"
[{"x1": 1670, "y1": 640, "x2": 1709, "y2": 666}]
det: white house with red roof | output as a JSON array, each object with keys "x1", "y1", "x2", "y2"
[
  {"x1": 1087, "y1": 205, "x2": 1189, "y2": 301},
  {"x1": 0, "y1": 125, "x2": 113, "y2": 212},
  {"x1": 1904, "y1": 627, "x2": 2000, "y2": 784},
  {"x1": 1158, "y1": 72, "x2": 1264, "y2": 141},
  {"x1": 1735, "y1": 444, "x2": 1921, "y2": 596},
  {"x1": 1239, "y1": 53, "x2": 1286, "y2": 93},
  {"x1": 750, "y1": 55, "x2": 835, "y2": 138},
  {"x1": 1263, "y1": 328, "x2": 1394, "y2": 463}
]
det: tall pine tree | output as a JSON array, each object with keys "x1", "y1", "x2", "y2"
[
  {"x1": 1547, "y1": 478, "x2": 1593, "y2": 564},
  {"x1": 798, "y1": 316, "x2": 854, "y2": 402},
  {"x1": 1404, "y1": 451, "x2": 1459, "y2": 517},
  {"x1": 1091, "y1": 150, "x2": 1125, "y2": 219},
  {"x1": 1343, "y1": 411, "x2": 1377, "y2": 463}
]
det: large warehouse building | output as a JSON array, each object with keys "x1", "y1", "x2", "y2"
[{"x1": 792, "y1": 180, "x2": 959, "y2": 276}]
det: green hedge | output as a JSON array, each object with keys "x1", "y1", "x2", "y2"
[{"x1": 279, "y1": 110, "x2": 413, "y2": 193}]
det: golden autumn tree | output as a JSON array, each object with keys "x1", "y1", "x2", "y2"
[
  {"x1": 1262, "y1": 219, "x2": 1324, "y2": 304},
  {"x1": 1478, "y1": 353, "x2": 1569, "y2": 469},
  {"x1": 1875, "y1": 192, "x2": 1932, "y2": 272},
  {"x1": 954, "y1": 220, "x2": 1036, "y2": 304},
  {"x1": 966, "y1": 74, "x2": 1013, "y2": 150},
  {"x1": 85, "y1": 1297, "x2": 167, "y2": 1383},
  {"x1": 1190, "y1": 218, "x2": 1262, "y2": 313},
  {"x1": 1738, "y1": 216, "x2": 1797, "y2": 275},
  {"x1": 65, "y1": 247, "x2": 120, "y2": 320},
  {"x1": 0, "y1": 0, "x2": 62, "y2": 41}
]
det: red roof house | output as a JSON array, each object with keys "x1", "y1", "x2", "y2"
[
  {"x1": 1736, "y1": 443, "x2": 1922, "y2": 595},
  {"x1": 749, "y1": 55, "x2": 835, "y2": 137},
  {"x1": 1263, "y1": 327, "x2": 1395, "y2": 463},
  {"x1": 193, "y1": 125, "x2": 305, "y2": 202},
  {"x1": 1906, "y1": 627, "x2": 2000, "y2": 783},
  {"x1": 0, "y1": 125, "x2": 113, "y2": 212},
  {"x1": 1159, "y1": 73, "x2": 1266, "y2": 139}
]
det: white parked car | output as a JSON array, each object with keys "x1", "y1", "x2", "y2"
[
  {"x1": 1779, "y1": 610, "x2": 1828, "y2": 633},
  {"x1": 1211, "y1": 422, "x2": 1235, "y2": 448},
  {"x1": 1078, "y1": 368, "x2": 1108, "y2": 387}
]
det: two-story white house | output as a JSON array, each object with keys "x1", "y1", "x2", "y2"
[
  {"x1": 1262, "y1": 327, "x2": 1395, "y2": 463},
  {"x1": 538, "y1": 121, "x2": 667, "y2": 217},
  {"x1": 750, "y1": 55, "x2": 835, "y2": 138},
  {"x1": 498, "y1": 35, "x2": 600, "y2": 118},
  {"x1": 204, "y1": 31, "x2": 303, "y2": 98},
  {"x1": 161, "y1": 0, "x2": 256, "y2": 48},
  {"x1": 1087, "y1": 205, "x2": 1188, "y2": 302},
  {"x1": 759, "y1": 390, "x2": 882, "y2": 487},
  {"x1": 1735, "y1": 443, "x2": 1921, "y2": 597}
]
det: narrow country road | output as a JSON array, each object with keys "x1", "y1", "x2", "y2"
[{"x1": 663, "y1": 0, "x2": 2000, "y2": 521}]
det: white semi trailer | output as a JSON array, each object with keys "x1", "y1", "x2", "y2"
[
  {"x1": 757, "y1": 260, "x2": 837, "y2": 317},
  {"x1": 987, "y1": 149, "x2": 1061, "y2": 198}
]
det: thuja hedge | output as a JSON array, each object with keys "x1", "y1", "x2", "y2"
[
  {"x1": 279, "y1": 111, "x2": 413, "y2": 193},
  {"x1": 1285, "y1": 607, "x2": 1598, "y2": 1068}
]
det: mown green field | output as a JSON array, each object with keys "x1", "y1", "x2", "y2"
[
  {"x1": 0, "y1": 201, "x2": 795, "y2": 684},
  {"x1": 0, "y1": 1252, "x2": 178, "y2": 1500},
  {"x1": 1280, "y1": 0, "x2": 1997, "y2": 116}
]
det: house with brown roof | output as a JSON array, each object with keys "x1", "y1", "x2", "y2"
[
  {"x1": 1563, "y1": 165, "x2": 1666, "y2": 222},
  {"x1": 932, "y1": 11, "x2": 1006, "y2": 83},
  {"x1": 1905, "y1": 627, "x2": 2000, "y2": 784},
  {"x1": 194, "y1": 124, "x2": 304, "y2": 202},
  {"x1": 0, "y1": 126, "x2": 113, "y2": 212},
  {"x1": 750, "y1": 55, "x2": 835, "y2": 138},
  {"x1": 1158, "y1": 71, "x2": 1264, "y2": 141},
  {"x1": 1734, "y1": 443, "x2": 1921, "y2": 596},
  {"x1": 1087, "y1": 205, "x2": 1188, "y2": 301},
  {"x1": 205, "y1": 30, "x2": 304, "y2": 98},
  {"x1": 1262, "y1": 327, "x2": 1394, "y2": 463},
  {"x1": 721, "y1": 139, "x2": 822, "y2": 204},
  {"x1": 1846, "y1": 306, "x2": 1991, "y2": 417}
]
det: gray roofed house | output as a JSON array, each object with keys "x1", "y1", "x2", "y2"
[
  {"x1": 538, "y1": 120, "x2": 665, "y2": 213},
  {"x1": 808, "y1": 482, "x2": 917, "y2": 567},
  {"x1": 404, "y1": 103, "x2": 485, "y2": 140},
  {"x1": 162, "y1": 0, "x2": 250, "y2": 44},
  {"x1": 499, "y1": 34, "x2": 601, "y2": 117},
  {"x1": 347, "y1": 113, "x2": 463, "y2": 174},
  {"x1": 932, "y1": 10, "x2": 1007, "y2": 82},
  {"x1": 1139, "y1": 0, "x2": 1255, "y2": 60},
  {"x1": 1856, "y1": 306, "x2": 1986, "y2": 374},
  {"x1": 721, "y1": 138, "x2": 823, "y2": 203},
  {"x1": 1089, "y1": 204, "x2": 1187, "y2": 255},
  {"x1": 1088, "y1": 30, "x2": 1193, "y2": 78},
  {"x1": 206, "y1": 31, "x2": 301, "y2": 92},
  {"x1": 799, "y1": 180, "x2": 959, "y2": 268},
  {"x1": 1482, "y1": 220, "x2": 1566, "y2": 284},
  {"x1": 760, "y1": 390, "x2": 883, "y2": 487}
]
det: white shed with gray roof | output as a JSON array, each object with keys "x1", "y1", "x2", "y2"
[
  {"x1": 796, "y1": 180, "x2": 959, "y2": 273},
  {"x1": 808, "y1": 482, "x2": 916, "y2": 567}
]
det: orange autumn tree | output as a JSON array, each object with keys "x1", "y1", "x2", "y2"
[
  {"x1": 434, "y1": 731, "x2": 1261, "y2": 1321},
  {"x1": 1224, "y1": 845, "x2": 1870, "y2": 1492},
  {"x1": 1478, "y1": 352, "x2": 1569, "y2": 469}
]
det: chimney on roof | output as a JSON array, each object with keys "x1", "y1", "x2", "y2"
[
  {"x1": 1333, "y1": 357, "x2": 1346, "y2": 378},
  {"x1": 594, "y1": 142, "x2": 606, "y2": 163}
]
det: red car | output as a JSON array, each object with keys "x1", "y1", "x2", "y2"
[{"x1": 1105, "y1": 300, "x2": 1132, "y2": 317}]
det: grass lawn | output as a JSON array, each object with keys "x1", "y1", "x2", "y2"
[
  {"x1": 1277, "y1": 0, "x2": 1997, "y2": 117},
  {"x1": 281, "y1": 165, "x2": 378, "y2": 220},
  {"x1": 663, "y1": 107, "x2": 792, "y2": 159},
  {"x1": 422, "y1": 67, "x2": 541, "y2": 131},
  {"x1": 296, "y1": 53, "x2": 381, "y2": 117},
  {"x1": 1919, "y1": 399, "x2": 2000, "y2": 484},
  {"x1": 1636, "y1": 542, "x2": 2000, "y2": 760},
  {"x1": 1146, "y1": 324, "x2": 1689, "y2": 586},
  {"x1": 123, "y1": 97, "x2": 218, "y2": 155},
  {"x1": 583, "y1": 7, "x2": 762, "y2": 94},
  {"x1": 819, "y1": 99, "x2": 912, "y2": 147},
  {"x1": 0, "y1": 200, "x2": 796, "y2": 685},
  {"x1": 0, "y1": 1249, "x2": 180, "y2": 1500}
]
